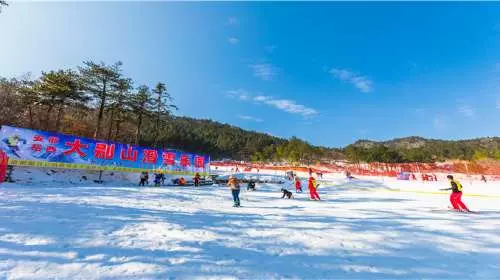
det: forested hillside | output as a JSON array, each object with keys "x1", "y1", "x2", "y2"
[
  {"x1": 0, "y1": 61, "x2": 338, "y2": 162},
  {"x1": 345, "y1": 137, "x2": 500, "y2": 163},
  {"x1": 0, "y1": 61, "x2": 498, "y2": 164}
]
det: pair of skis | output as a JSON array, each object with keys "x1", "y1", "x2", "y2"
[{"x1": 430, "y1": 207, "x2": 478, "y2": 214}]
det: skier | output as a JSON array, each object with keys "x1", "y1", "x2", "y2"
[
  {"x1": 481, "y1": 175, "x2": 487, "y2": 183},
  {"x1": 160, "y1": 173, "x2": 166, "y2": 185},
  {"x1": 193, "y1": 173, "x2": 201, "y2": 187},
  {"x1": 440, "y1": 175, "x2": 469, "y2": 212},
  {"x1": 308, "y1": 176, "x2": 320, "y2": 200},
  {"x1": 178, "y1": 177, "x2": 186, "y2": 186},
  {"x1": 139, "y1": 172, "x2": 148, "y2": 186},
  {"x1": 153, "y1": 173, "x2": 162, "y2": 187},
  {"x1": 295, "y1": 177, "x2": 302, "y2": 193},
  {"x1": 247, "y1": 180, "x2": 256, "y2": 191},
  {"x1": 227, "y1": 175, "x2": 241, "y2": 207}
]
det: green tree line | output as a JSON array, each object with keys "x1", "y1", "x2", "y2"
[
  {"x1": 344, "y1": 137, "x2": 500, "y2": 163},
  {"x1": 1, "y1": 62, "x2": 499, "y2": 164},
  {"x1": 0, "y1": 61, "x2": 175, "y2": 147},
  {"x1": 0, "y1": 61, "x2": 336, "y2": 162}
]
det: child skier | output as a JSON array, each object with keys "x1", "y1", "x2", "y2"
[
  {"x1": 247, "y1": 180, "x2": 256, "y2": 191},
  {"x1": 295, "y1": 177, "x2": 302, "y2": 193},
  {"x1": 440, "y1": 175, "x2": 469, "y2": 212},
  {"x1": 193, "y1": 173, "x2": 201, "y2": 187},
  {"x1": 308, "y1": 176, "x2": 320, "y2": 200},
  {"x1": 227, "y1": 176, "x2": 241, "y2": 207}
]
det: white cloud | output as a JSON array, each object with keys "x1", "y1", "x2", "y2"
[
  {"x1": 265, "y1": 45, "x2": 277, "y2": 53},
  {"x1": 457, "y1": 105, "x2": 475, "y2": 117},
  {"x1": 253, "y1": 96, "x2": 318, "y2": 117},
  {"x1": 228, "y1": 37, "x2": 239, "y2": 45},
  {"x1": 329, "y1": 68, "x2": 373, "y2": 93},
  {"x1": 226, "y1": 90, "x2": 318, "y2": 117},
  {"x1": 238, "y1": 115, "x2": 263, "y2": 122},
  {"x1": 254, "y1": 95, "x2": 271, "y2": 102},
  {"x1": 227, "y1": 16, "x2": 239, "y2": 26},
  {"x1": 226, "y1": 89, "x2": 250, "y2": 101},
  {"x1": 250, "y1": 63, "x2": 277, "y2": 81}
]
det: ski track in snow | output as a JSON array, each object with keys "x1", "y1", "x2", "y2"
[{"x1": 0, "y1": 168, "x2": 500, "y2": 279}]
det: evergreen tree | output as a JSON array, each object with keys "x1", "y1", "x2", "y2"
[
  {"x1": 15, "y1": 75, "x2": 40, "y2": 128},
  {"x1": 151, "y1": 82, "x2": 177, "y2": 146},
  {"x1": 78, "y1": 61, "x2": 122, "y2": 139},
  {"x1": 106, "y1": 78, "x2": 132, "y2": 140},
  {"x1": 130, "y1": 85, "x2": 153, "y2": 145},
  {"x1": 33, "y1": 70, "x2": 84, "y2": 130}
]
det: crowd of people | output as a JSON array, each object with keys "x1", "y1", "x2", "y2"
[
  {"x1": 138, "y1": 172, "x2": 202, "y2": 187},
  {"x1": 224, "y1": 173, "x2": 322, "y2": 207},
  {"x1": 226, "y1": 172, "x2": 471, "y2": 211},
  {"x1": 137, "y1": 169, "x2": 471, "y2": 212}
]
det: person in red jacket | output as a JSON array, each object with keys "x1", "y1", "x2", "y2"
[
  {"x1": 295, "y1": 177, "x2": 302, "y2": 193},
  {"x1": 193, "y1": 173, "x2": 201, "y2": 187},
  {"x1": 308, "y1": 176, "x2": 320, "y2": 200}
]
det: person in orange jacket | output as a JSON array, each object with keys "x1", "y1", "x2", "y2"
[
  {"x1": 308, "y1": 176, "x2": 320, "y2": 200},
  {"x1": 178, "y1": 177, "x2": 186, "y2": 186}
]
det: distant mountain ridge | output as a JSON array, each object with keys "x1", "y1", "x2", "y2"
[
  {"x1": 352, "y1": 136, "x2": 500, "y2": 150},
  {"x1": 347, "y1": 136, "x2": 500, "y2": 163}
]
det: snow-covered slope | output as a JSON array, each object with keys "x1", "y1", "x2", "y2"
[{"x1": 1, "y1": 167, "x2": 499, "y2": 279}]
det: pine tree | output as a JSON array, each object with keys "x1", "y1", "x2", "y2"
[
  {"x1": 151, "y1": 82, "x2": 177, "y2": 146},
  {"x1": 78, "y1": 61, "x2": 122, "y2": 139},
  {"x1": 13, "y1": 75, "x2": 40, "y2": 128},
  {"x1": 106, "y1": 78, "x2": 132, "y2": 140},
  {"x1": 34, "y1": 70, "x2": 84, "y2": 130},
  {"x1": 130, "y1": 85, "x2": 153, "y2": 145}
]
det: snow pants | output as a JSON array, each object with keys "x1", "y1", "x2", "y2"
[
  {"x1": 309, "y1": 186, "x2": 320, "y2": 200},
  {"x1": 231, "y1": 189, "x2": 240, "y2": 206},
  {"x1": 450, "y1": 192, "x2": 468, "y2": 211}
]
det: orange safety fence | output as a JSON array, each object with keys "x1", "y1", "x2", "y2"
[{"x1": 211, "y1": 159, "x2": 500, "y2": 181}]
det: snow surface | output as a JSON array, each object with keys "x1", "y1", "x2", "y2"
[{"x1": 1, "y1": 167, "x2": 500, "y2": 279}]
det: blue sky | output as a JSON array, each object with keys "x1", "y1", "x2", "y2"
[{"x1": 1, "y1": 2, "x2": 500, "y2": 147}]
